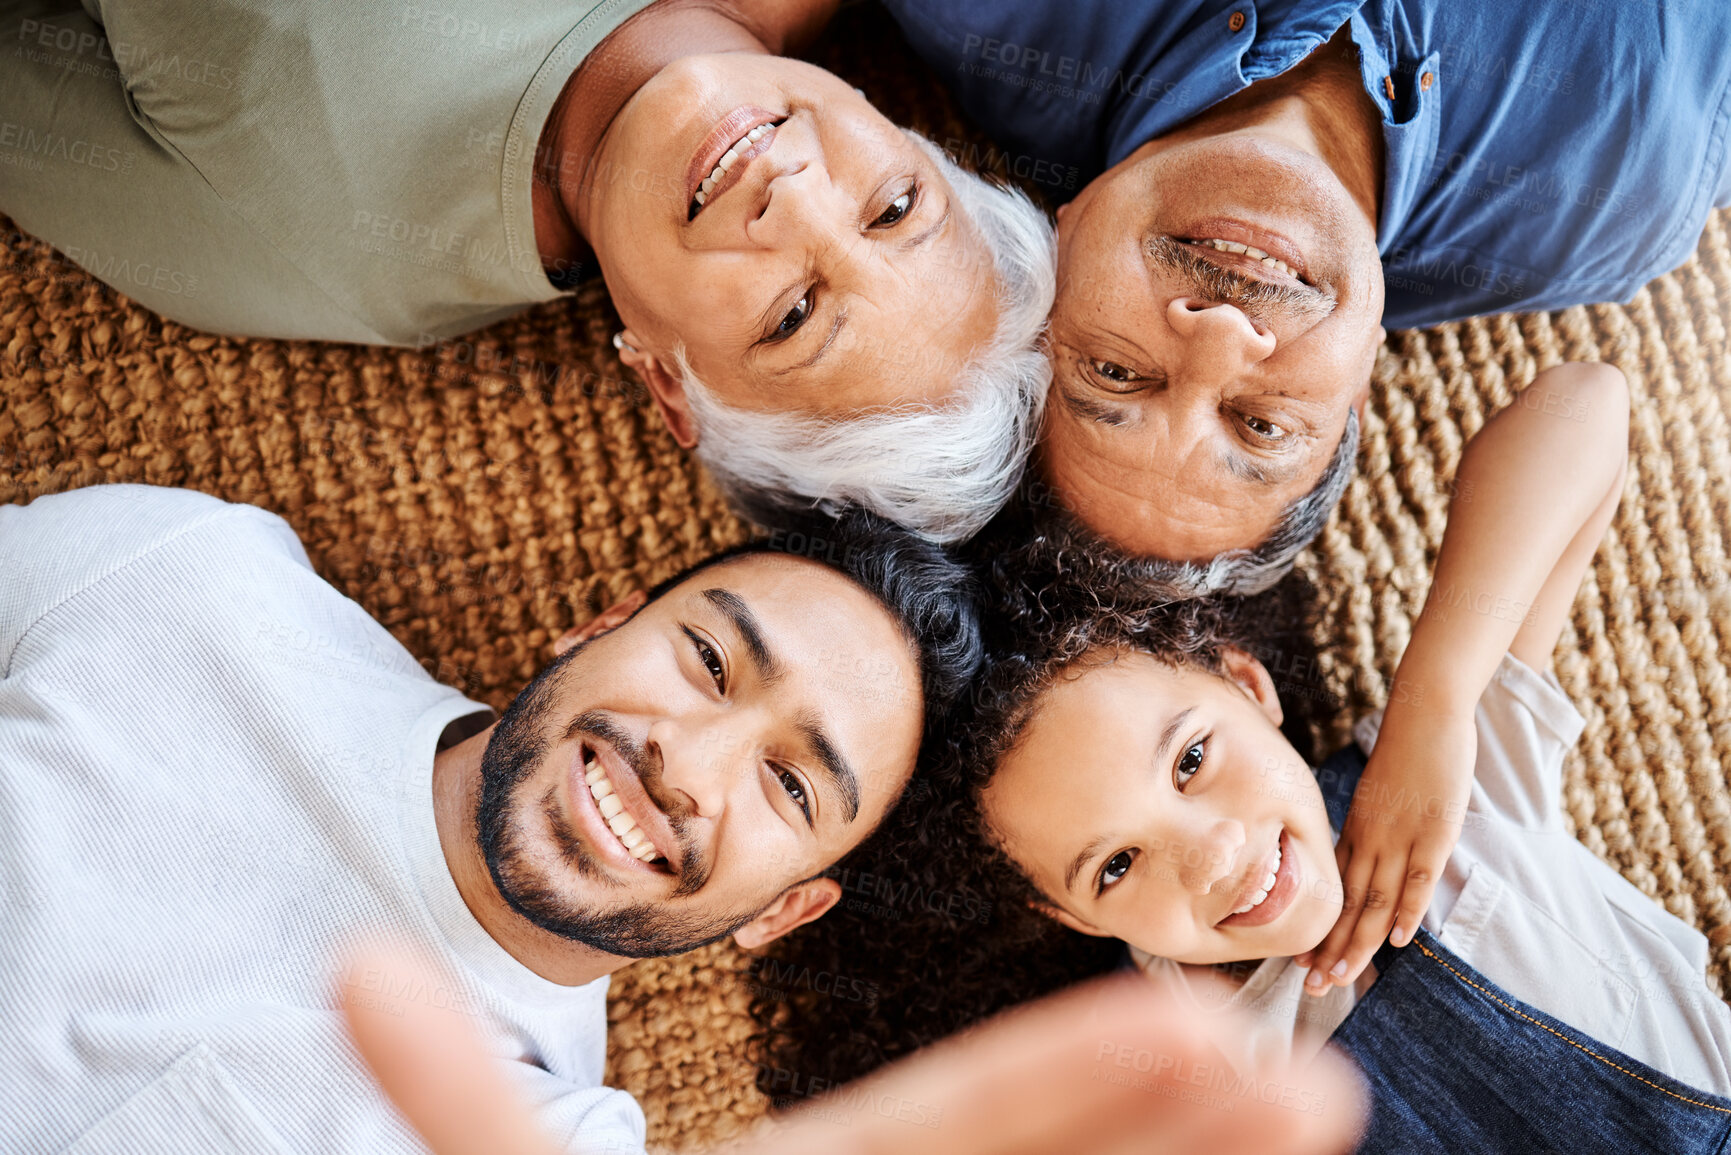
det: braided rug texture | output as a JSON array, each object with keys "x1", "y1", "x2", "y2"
[{"x1": 3, "y1": 8, "x2": 1730, "y2": 1151}]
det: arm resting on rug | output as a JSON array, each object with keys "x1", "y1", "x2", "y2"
[{"x1": 1300, "y1": 361, "x2": 1630, "y2": 992}]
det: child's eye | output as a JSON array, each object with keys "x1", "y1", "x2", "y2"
[
  {"x1": 1175, "y1": 740, "x2": 1206, "y2": 789},
  {"x1": 1098, "y1": 850, "x2": 1135, "y2": 894}
]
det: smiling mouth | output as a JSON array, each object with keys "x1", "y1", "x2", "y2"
[
  {"x1": 687, "y1": 118, "x2": 785, "y2": 221},
  {"x1": 580, "y1": 743, "x2": 668, "y2": 866},
  {"x1": 1217, "y1": 828, "x2": 1300, "y2": 928},
  {"x1": 1177, "y1": 236, "x2": 1309, "y2": 286},
  {"x1": 1231, "y1": 837, "x2": 1282, "y2": 915}
]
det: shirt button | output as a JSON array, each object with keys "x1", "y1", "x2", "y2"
[
  {"x1": 1383, "y1": 75, "x2": 1396, "y2": 100},
  {"x1": 1420, "y1": 71, "x2": 1435, "y2": 91},
  {"x1": 1228, "y1": 10, "x2": 1246, "y2": 31}
]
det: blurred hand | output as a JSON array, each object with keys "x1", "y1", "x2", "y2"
[{"x1": 343, "y1": 942, "x2": 1365, "y2": 1155}]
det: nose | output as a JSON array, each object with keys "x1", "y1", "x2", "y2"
[
  {"x1": 1175, "y1": 816, "x2": 1247, "y2": 894},
  {"x1": 646, "y1": 715, "x2": 751, "y2": 820},
  {"x1": 1165, "y1": 297, "x2": 1278, "y2": 388},
  {"x1": 748, "y1": 160, "x2": 848, "y2": 250}
]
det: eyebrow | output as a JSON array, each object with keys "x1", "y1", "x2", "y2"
[
  {"x1": 1062, "y1": 706, "x2": 1197, "y2": 894},
  {"x1": 701, "y1": 588, "x2": 782, "y2": 685},
  {"x1": 1156, "y1": 707, "x2": 1196, "y2": 766},
  {"x1": 796, "y1": 712, "x2": 862, "y2": 823},
  {"x1": 1064, "y1": 834, "x2": 1110, "y2": 894}
]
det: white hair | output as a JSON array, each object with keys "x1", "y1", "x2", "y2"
[{"x1": 676, "y1": 138, "x2": 1056, "y2": 545}]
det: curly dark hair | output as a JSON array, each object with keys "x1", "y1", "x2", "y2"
[{"x1": 747, "y1": 495, "x2": 1330, "y2": 1103}]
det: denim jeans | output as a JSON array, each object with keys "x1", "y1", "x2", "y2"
[{"x1": 1317, "y1": 744, "x2": 1731, "y2": 1153}]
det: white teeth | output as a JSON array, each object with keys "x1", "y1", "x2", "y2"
[
  {"x1": 1197, "y1": 238, "x2": 1297, "y2": 279},
  {"x1": 585, "y1": 756, "x2": 664, "y2": 864},
  {"x1": 1229, "y1": 841, "x2": 1284, "y2": 916},
  {"x1": 691, "y1": 123, "x2": 778, "y2": 216}
]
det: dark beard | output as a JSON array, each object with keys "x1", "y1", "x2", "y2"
[{"x1": 473, "y1": 642, "x2": 770, "y2": 958}]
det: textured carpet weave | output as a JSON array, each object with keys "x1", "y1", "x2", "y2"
[{"x1": 4, "y1": 8, "x2": 1731, "y2": 1151}]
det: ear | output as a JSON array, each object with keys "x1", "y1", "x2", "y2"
[
  {"x1": 1029, "y1": 897, "x2": 1113, "y2": 939},
  {"x1": 732, "y1": 878, "x2": 841, "y2": 950},
  {"x1": 552, "y1": 590, "x2": 646, "y2": 656},
  {"x1": 616, "y1": 332, "x2": 700, "y2": 449},
  {"x1": 1218, "y1": 645, "x2": 1284, "y2": 728}
]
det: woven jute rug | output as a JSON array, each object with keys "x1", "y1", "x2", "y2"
[{"x1": 4, "y1": 7, "x2": 1731, "y2": 1151}]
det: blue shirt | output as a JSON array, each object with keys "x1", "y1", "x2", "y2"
[{"x1": 880, "y1": 0, "x2": 1731, "y2": 328}]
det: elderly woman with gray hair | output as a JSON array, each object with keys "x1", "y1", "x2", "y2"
[{"x1": 0, "y1": 0, "x2": 1055, "y2": 544}]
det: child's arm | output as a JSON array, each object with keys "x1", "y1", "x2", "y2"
[{"x1": 1301, "y1": 361, "x2": 1629, "y2": 994}]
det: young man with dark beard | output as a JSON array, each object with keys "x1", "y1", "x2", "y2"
[{"x1": 0, "y1": 484, "x2": 977, "y2": 1154}]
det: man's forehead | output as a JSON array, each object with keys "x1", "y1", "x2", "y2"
[
  {"x1": 1040, "y1": 438, "x2": 1289, "y2": 562},
  {"x1": 668, "y1": 553, "x2": 914, "y2": 669}
]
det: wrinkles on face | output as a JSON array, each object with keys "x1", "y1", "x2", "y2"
[
  {"x1": 592, "y1": 56, "x2": 1001, "y2": 415},
  {"x1": 1041, "y1": 129, "x2": 1382, "y2": 560}
]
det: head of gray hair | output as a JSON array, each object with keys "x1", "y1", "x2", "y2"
[
  {"x1": 675, "y1": 135, "x2": 1056, "y2": 545},
  {"x1": 1033, "y1": 406, "x2": 1360, "y2": 600}
]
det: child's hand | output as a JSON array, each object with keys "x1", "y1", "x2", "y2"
[{"x1": 1297, "y1": 706, "x2": 1477, "y2": 995}]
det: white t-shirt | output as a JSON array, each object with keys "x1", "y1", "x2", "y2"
[
  {"x1": 1135, "y1": 654, "x2": 1731, "y2": 1096},
  {"x1": 0, "y1": 486, "x2": 646, "y2": 1154}
]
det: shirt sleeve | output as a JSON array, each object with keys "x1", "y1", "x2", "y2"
[
  {"x1": 499, "y1": 1062, "x2": 648, "y2": 1155},
  {"x1": 1354, "y1": 653, "x2": 1586, "y2": 832},
  {"x1": 0, "y1": 485, "x2": 309, "y2": 673},
  {"x1": 1465, "y1": 654, "x2": 1586, "y2": 830},
  {"x1": 0, "y1": 1, "x2": 387, "y2": 342}
]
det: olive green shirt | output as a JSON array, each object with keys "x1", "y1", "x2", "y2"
[{"x1": 1, "y1": 0, "x2": 655, "y2": 344}]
